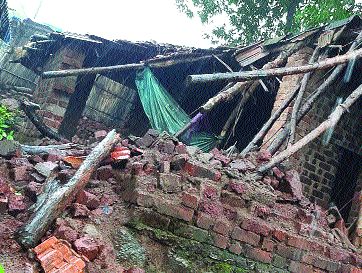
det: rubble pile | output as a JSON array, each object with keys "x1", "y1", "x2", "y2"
[{"x1": 0, "y1": 129, "x2": 361, "y2": 272}]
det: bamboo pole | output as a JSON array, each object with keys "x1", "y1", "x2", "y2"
[
  {"x1": 16, "y1": 130, "x2": 120, "y2": 249},
  {"x1": 288, "y1": 46, "x2": 320, "y2": 146},
  {"x1": 188, "y1": 47, "x2": 362, "y2": 84},
  {"x1": 258, "y1": 84, "x2": 362, "y2": 173}
]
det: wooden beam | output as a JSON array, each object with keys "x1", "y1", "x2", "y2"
[
  {"x1": 200, "y1": 41, "x2": 306, "y2": 113},
  {"x1": 240, "y1": 83, "x2": 301, "y2": 156},
  {"x1": 16, "y1": 130, "x2": 120, "y2": 249},
  {"x1": 258, "y1": 84, "x2": 362, "y2": 173},
  {"x1": 267, "y1": 30, "x2": 362, "y2": 154},
  {"x1": 41, "y1": 54, "x2": 226, "y2": 79},
  {"x1": 288, "y1": 46, "x2": 321, "y2": 146},
  {"x1": 21, "y1": 100, "x2": 64, "y2": 141},
  {"x1": 188, "y1": 48, "x2": 362, "y2": 84}
]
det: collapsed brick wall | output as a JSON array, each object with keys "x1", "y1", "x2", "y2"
[
  {"x1": 263, "y1": 47, "x2": 362, "y2": 215},
  {"x1": 22, "y1": 45, "x2": 86, "y2": 135},
  {"x1": 106, "y1": 131, "x2": 361, "y2": 273}
]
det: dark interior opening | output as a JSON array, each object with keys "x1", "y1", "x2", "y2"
[
  {"x1": 330, "y1": 148, "x2": 362, "y2": 222},
  {"x1": 220, "y1": 79, "x2": 280, "y2": 150}
]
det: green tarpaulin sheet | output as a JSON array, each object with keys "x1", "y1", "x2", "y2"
[{"x1": 135, "y1": 67, "x2": 218, "y2": 151}]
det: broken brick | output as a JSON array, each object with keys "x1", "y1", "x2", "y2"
[
  {"x1": 184, "y1": 161, "x2": 221, "y2": 181},
  {"x1": 211, "y1": 232, "x2": 229, "y2": 249},
  {"x1": 198, "y1": 200, "x2": 223, "y2": 217},
  {"x1": 256, "y1": 150, "x2": 272, "y2": 163},
  {"x1": 241, "y1": 217, "x2": 272, "y2": 236},
  {"x1": 244, "y1": 244, "x2": 272, "y2": 263},
  {"x1": 72, "y1": 203, "x2": 90, "y2": 218},
  {"x1": 284, "y1": 170, "x2": 304, "y2": 200},
  {"x1": 73, "y1": 236, "x2": 102, "y2": 261},
  {"x1": 196, "y1": 212, "x2": 215, "y2": 230},
  {"x1": 159, "y1": 173, "x2": 182, "y2": 193},
  {"x1": 76, "y1": 190, "x2": 100, "y2": 210},
  {"x1": 8, "y1": 194, "x2": 26, "y2": 214},
  {"x1": 53, "y1": 223, "x2": 79, "y2": 243}
]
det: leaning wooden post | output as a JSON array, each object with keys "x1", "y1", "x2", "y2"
[
  {"x1": 218, "y1": 83, "x2": 253, "y2": 141},
  {"x1": 288, "y1": 46, "x2": 320, "y2": 146},
  {"x1": 240, "y1": 83, "x2": 301, "y2": 156},
  {"x1": 258, "y1": 84, "x2": 362, "y2": 173},
  {"x1": 16, "y1": 130, "x2": 120, "y2": 249}
]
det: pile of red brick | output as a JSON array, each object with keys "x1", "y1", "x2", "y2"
[
  {"x1": 0, "y1": 128, "x2": 361, "y2": 272},
  {"x1": 111, "y1": 129, "x2": 362, "y2": 273}
]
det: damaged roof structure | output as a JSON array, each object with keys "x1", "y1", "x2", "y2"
[{"x1": 0, "y1": 5, "x2": 361, "y2": 272}]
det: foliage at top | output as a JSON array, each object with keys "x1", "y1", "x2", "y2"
[
  {"x1": 175, "y1": 0, "x2": 362, "y2": 46},
  {"x1": 0, "y1": 105, "x2": 15, "y2": 140}
]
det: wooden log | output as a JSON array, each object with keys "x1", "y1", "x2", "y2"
[
  {"x1": 21, "y1": 101, "x2": 64, "y2": 141},
  {"x1": 288, "y1": 46, "x2": 321, "y2": 146},
  {"x1": 258, "y1": 84, "x2": 362, "y2": 173},
  {"x1": 174, "y1": 82, "x2": 236, "y2": 138},
  {"x1": 16, "y1": 130, "x2": 120, "y2": 249},
  {"x1": 267, "y1": 31, "x2": 362, "y2": 154},
  {"x1": 42, "y1": 54, "x2": 226, "y2": 79},
  {"x1": 20, "y1": 143, "x2": 77, "y2": 155},
  {"x1": 188, "y1": 47, "x2": 362, "y2": 84},
  {"x1": 200, "y1": 41, "x2": 306, "y2": 113},
  {"x1": 240, "y1": 83, "x2": 301, "y2": 156}
]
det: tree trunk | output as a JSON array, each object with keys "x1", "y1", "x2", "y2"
[
  {"x1": 288, "y1": 46, "x2": 320, "y2": 146},
  {"x1": 258, "y1": 84, "x2": 362, "y2": 173},
  {"x1": 16, "y1": 130, "x2": 120, "y2": 249},
  {"x1": 285, "y1": 0, "x2": 300, "y2": 32},
  {"x1": 188, "y1": 47, "x2": 362, "y2": 84}
]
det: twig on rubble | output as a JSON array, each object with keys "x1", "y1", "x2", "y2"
[
  {"x1": 21, "y1": 100, "x2": 64, "y2": 141},
  {"x1": 258, "y1": 83, "x2": 362, "y2": 173},
  {"x1": 188, "y1": 47, "x2": 362, "y2": 84},
  {"x1": 288, "y1": 46, "x2": 321, "y2": 146},
  {"x1": 267, "y1": 30, "x2": 362, "y2": 154},
  {"x1": 16, "y1": 130, "x2": 120, "y2": 249}
]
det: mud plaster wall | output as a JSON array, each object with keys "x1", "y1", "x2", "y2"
[{"x1": 264, "y1": 47, "x2": 362, "y2": 216}]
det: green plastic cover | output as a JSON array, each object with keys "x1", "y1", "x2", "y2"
[{"x1": 135, "y1": 67, "x2": 217, "y2": 151}]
